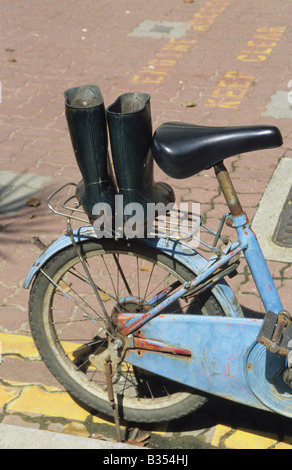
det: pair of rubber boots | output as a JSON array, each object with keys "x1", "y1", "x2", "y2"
[{"x1": 64, "y1": 85, "x2": 175, "y2": 234}]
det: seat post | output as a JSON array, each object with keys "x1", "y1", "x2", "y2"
[{"x1": 214, "y1": 162, "x2": 244, "y2": 217}]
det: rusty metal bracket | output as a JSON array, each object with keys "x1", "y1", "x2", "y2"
[
  {"x1": 89, "y1": 335, "x2": 127, "y2": 374},
  {"x1": 104, "y1": 356, "x2": 122, "y2": 442},
  {"x1": 182, "y1": 258, "x2": 240, "y2": 299},
  {"x1": 31, "y1": 237, "x2": 48, "y2": 251},
  {"x1": 257, "y1": 310, "x2": 292, "y2": 356}
]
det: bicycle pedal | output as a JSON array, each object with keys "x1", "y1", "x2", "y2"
[{"x1": 257, "y1": 310, "x2": 292, "y2": 356}]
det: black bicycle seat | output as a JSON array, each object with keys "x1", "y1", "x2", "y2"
[{"x1": 151, "y1": 122, "x2": 283, "y2": 179}]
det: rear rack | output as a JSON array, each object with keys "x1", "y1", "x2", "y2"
[
  {"x1": 47, "y1": 183, "x2": 89, "y2": 223},
  {"x1": 46, "y1": 182, "x2": 232, "y2": 255}
]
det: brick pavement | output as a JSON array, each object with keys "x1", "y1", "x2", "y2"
[{"x1": 0, "y1": 0, "x2": 292, "y2": 449}]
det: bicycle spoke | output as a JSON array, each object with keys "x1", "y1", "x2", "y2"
[
  {"x1": 41, "y1": 269, "x2": 100, "y2": 326},
  {"x1": 101, "y1": 254, "x2": 118, "y2": 300},
  {"x1": 113, "y1": 253, "x2": 132, "y2": 296},
  {"x1": 68, "y1": 266, "x2": 117, "y2": 305},
  {"x1": 143, "y1": 263, "x2": 155, "y2": 300}
]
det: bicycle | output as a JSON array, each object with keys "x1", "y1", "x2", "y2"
[{"x1": 24, "y1": 107, "x2": 292, "y2": 425}]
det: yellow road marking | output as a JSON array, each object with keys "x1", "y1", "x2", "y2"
[
  {"x1": 210, "y1": 424, "x2": 231, "y2": 447},
  {"x1": 206, "y1": 26, "x2": 286, "y2": 109},
  {"x1": 131, "y1": 0, "x2": 232, "y2": 85},
  {"x1": 224, "y1": 428, "x2": 278, "y2": 449},
  {"x1": 211, "y1": 424, "x2": 292, "y2": 449},
  {"x1": 237, "y1": 27, "x2": 286, "y2": 62},
  {"x1": 0, "y1": 332, "x2": 39, "y2": 359}
]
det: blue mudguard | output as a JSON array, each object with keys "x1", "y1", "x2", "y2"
[{"x1": 24, "y1": 225, "x2": 242, "y2": 318}]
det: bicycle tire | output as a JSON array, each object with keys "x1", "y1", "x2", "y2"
[{"x1": 29, "y1": 238, "x2": 235, "y2": 423}]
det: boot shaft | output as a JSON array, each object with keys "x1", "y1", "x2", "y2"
[
  {"x1": 106, "y1": 92, "x2": 152, "y2": 194},
  {"x1": 64, "y1": 85, "x2": 116, "y2": 219},
  {"x1": 106, "y1": 92, "x2": 175, "y2": 206},
  {"x1": 65, "y1": 85, "x2": 109, "y2": 185}
]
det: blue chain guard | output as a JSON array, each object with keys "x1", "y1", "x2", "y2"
[
  {"x1": 124, "y1": 314, "x2": 292, "y2": 418},
  {"x1": 245, "y1": 341, "x2": 292, "y2": 417}
]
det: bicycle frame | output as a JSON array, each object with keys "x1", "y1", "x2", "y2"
[
  {"x1": 120, "y1": 231, "x2": 291, "y2": 418},
  {"x1": 117, "y1": 162, "x2": 292, "y2": 418}
]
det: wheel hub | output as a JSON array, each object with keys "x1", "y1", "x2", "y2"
[
  {"x1": 90, "y1": 298, "x2": 150, "y2": 374},
  {"x1": 111, "y1": 297, "x2": 151, "y2": 315}
]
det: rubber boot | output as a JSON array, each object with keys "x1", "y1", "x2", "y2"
[
  {"x1": 106, "y1": 92, "x2": 175, "y2": 232},
  {"x1": 64, "y1": 85, "x2": 117, "y2": 222}
]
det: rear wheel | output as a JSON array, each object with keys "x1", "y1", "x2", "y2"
[{"x1": 29, "y1": 239, "x2": 234, "y2": 423}]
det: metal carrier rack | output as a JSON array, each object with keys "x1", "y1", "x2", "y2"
[{"x1": 46, "y1": 182, "x2": 233, "y2": 255}]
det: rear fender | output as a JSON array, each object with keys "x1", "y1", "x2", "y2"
[{"x1": 24, "y1": 225, "x2": 242, "y2": 317}]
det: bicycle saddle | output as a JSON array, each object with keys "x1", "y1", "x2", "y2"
[{"x1": 151, "y1": 122, "x2": 283, "y2": 179}]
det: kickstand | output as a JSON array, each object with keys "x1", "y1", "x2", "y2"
[{"x1": 104, "y1": 356, "x2": 122, "y2": 442}]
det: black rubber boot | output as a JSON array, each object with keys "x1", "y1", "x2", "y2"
[
  {"x1": 64, "y1": 85, "x2": 117, "y2": 221},
  {"x1": 106, "y1": 92, "x2": 175, "y2": 230}
]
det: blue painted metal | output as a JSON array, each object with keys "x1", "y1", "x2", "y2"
[
  {"x1": 24, "y1": 225, "x2": 242, "y2": 318},
  {"x1": 245, "y1": 341, "x2": 292, "y2": 417},
  {"x1": 231, "y1": 214, "x2": 284, "y2": 314},
  {"x1": 124, "y1": 313, "x2": 292, "y2": 417},
  {"x1": 125, "y1": 314, "x2": 279, "y2": 413}
]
